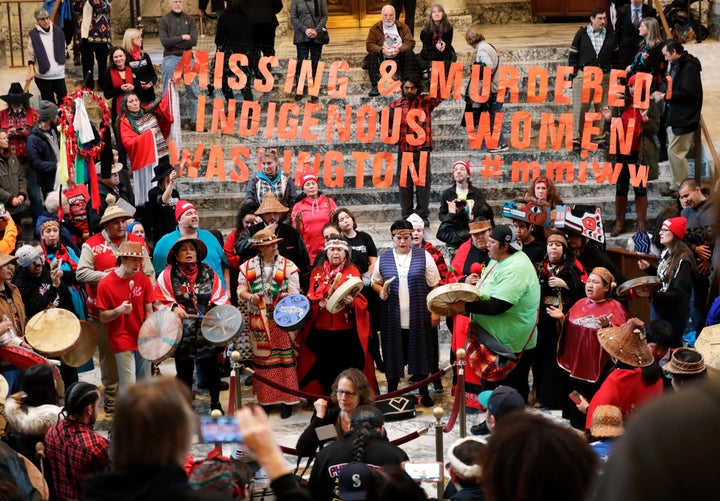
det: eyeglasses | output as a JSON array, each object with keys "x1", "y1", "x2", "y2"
[
  {"x1": 336, "y1": 389, "x2": 358, "y2": 397},
  {"x1": 659, "y1": 227, "x2": 670, "y2": 232}
]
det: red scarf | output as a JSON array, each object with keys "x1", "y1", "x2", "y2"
[
  {"x1": 178, "y1": 263, "x2": 199, "y2": 286},
  {"x1": 109, "y1": 67, "x2": 130, "y2": 116}
]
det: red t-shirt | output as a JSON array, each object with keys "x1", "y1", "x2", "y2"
[{"x1": 96, "y1": 271, "x2": 154, "y2": 353}]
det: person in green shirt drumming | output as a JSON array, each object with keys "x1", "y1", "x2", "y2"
[{"x1": 448, "y1": 224, "x2": 540, "y2": 403}]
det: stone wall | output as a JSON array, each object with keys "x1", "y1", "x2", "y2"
[{"x1": 467, "y1": 0, "x2": 532, "y2": 24}]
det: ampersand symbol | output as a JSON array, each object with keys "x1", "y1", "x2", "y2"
[{"x1": 378, "y1": 60, "x2": 402, "y2": 95}]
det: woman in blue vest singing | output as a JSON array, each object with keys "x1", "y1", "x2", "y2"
[{"x1": 371, "y1": 219, "x2": 441, "y2": 407}]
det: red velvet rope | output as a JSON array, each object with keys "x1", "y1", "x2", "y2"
[
  {"x1": 442, "y1": 369, "x2": 464, "y2": 433},
  {"x1": 245, "y1": 366, "x2": 451, "y2": 403}
]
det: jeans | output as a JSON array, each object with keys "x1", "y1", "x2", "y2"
[
  {"x1": 115, "y1": 350, "x2": 151, "y2": 394},
  {"x1": 397, "y1": 149, "x2": 432, "y2": 221},
  {"x1": 162, "y1": 54, "x2": 200, "y2": 125},
  {"x1": 296, "y1": 42, "x2": 323, "y2": 82},
  {"x1": 26, "y1": 171, "x2": 44, "y2": 225}
]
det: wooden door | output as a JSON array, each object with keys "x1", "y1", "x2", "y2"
[{"x1": 327, "y1": 0, "x2": 388, "y2": 28}]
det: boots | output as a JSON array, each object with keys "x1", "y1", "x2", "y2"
[
  {"x1": 611, "y1": 196, "x2": 628, "y2": 237},
  {"x1": 635, "y1": 195, "x2": 648, "y2": 233}
]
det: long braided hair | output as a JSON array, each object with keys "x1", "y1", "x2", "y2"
[
  {"x1": 63, "y1": 381, "x2": 100, "y2": 419},
  {"x1": 351, "y1": 405, "x2": 385, "y2": 463}
]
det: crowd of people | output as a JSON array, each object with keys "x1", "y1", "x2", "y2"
[{"x1": 0, "y1": 0, "x2": 717, "y2": 500}]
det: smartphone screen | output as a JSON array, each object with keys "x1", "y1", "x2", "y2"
[
  {"x1": 569, "y1": 391, "x2": 582, "y2": 404},
  {"x1": 403, "y1": 461, "x2": 443, "y2": 483},
  {"x1": 199, "y1": 415, "x2": 243, "y2": 444}
]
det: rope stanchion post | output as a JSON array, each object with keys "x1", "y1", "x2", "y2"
[
  {"x1": 456, "y1": 348, "x2": 467, "y2": 438},
  {"x1": 230, "y1": 350, "x2": 243, "y2": 411},
  {"x1": 433, "y1": 406, "x2": 445, "y2": 500}
]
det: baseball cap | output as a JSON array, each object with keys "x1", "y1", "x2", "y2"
[
  {"x1": 338, "y1": 462, "x2": 373, "y2": 500},
  {"x1": 478, "y1": 386, "x2": 525, "y2": 419},
  {"x1": 489, "y1": 225, "x2": 522, "y2": 251},
  {"x1": 15, "y1": 245, "x2": 41, "y2": 268}
]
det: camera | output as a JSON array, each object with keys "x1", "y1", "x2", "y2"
[{"x1": 454, "y1": 199, "x2": 467, "y2": 208}]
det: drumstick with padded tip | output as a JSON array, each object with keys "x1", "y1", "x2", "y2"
[
  {"x1": 470, "y1": 263, "x2": 483, "y2": 276},
  {"x1": 381, "y1": 276, "x2": 396, "y2": 294}
]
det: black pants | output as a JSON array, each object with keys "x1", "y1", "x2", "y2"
[
  {"x1": 366, "y1": 50, "x2": 420, "y2": 87},
  {"x1": 480, "y1": 348, "x2": 535, "y2": 403},
  {"x1": 80, "y1": 40, "x2": 108, "y2": 89},
  {"x1": 34, "y1": 78, "x2": 67, "y2": 104},
  {"x1": 175, "y1": 357, "x2": 221, "y2": 405},
  {"x1": 397, "y1": 149, "x2": 432, "y2": 221},
  {"x1": 390, "y1": 0, "x2": 417, "y2": 34},
  {"x1": 248, "y1": 22, "x2": 277, "y2": 80}
]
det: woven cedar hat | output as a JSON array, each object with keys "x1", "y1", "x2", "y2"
[
  {"x1": 255, "y1": 193, "x2": 289, "y2": 215},
  {"x1": 99, "y1": 194, "x2": 131, "y2": 226},
  {"x1": 597, "y1": 320, "x2": 654, "y2": 367},
  {"x1": 589, "y1": 405, "x2": 624, "y2": 438},
  {"x1": 469, "y1": 219, "x2": 492, "y2": 234},
  {"x1": 663, "y1": 348, "x2": 707, "y2": 375},
  {"x1": 114, "y1": 241, "x2": 145, "y2": 258},
  {"x1": 250, "y1": 228, "x2": 282, "y2": 247}
]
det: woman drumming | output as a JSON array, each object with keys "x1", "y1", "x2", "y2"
[
  {"x1": 420, "y1": 4, "x2": 456, "y2": 78},
  {"x1": 290, "y1": 0, "x2": 328, "y2": 102},
  {"x1": 296, "y1": 368, "x2": 374, "y2": 459},
  {"x1": 291, "y1": 172, "x2": 337, "y2": 263},
  {"x1": 636, "y1": 217, "x2": 694, "y2": 347},
  {"x1": 155, "y1": 237, "x2": 230, "y2": 414},
  {"x1": 237, "y1": 227, "x2": 301, "y2": 419},
  {"x1": 122, "y1": 28, "x2": 156, "y2": 105},
  {"x1": 119, "y1": 92, "x2": 172, "y2": 206},
  {"x1": 371, "y1": 219, "x2": 441, "y2": 407},
  {"x1": 39, "y1": 219, "x2": 87, "y2": 320},
  {"x1": 533, "y1": 230, "x2": 587, "y2": 409},
  {"x1": 297, "y1": 235, "x2": 377, "y2": 396},
  {"x1": 548, "y1": 267, "x2": 628, "y2": 429}
]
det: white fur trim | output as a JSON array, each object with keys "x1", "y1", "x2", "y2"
[
  {"x1": 446, "y1": 437, "x2": 486, "y2": 480},
  {"x1": 4, "y1": 393, "x2": 62, "y2": 435}
]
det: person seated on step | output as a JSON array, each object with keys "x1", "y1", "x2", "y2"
[{"x1": 364, "y1": 4, "x2": 418, "y2": 97}]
